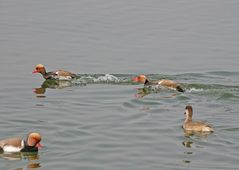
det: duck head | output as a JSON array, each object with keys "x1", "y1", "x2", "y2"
[
  {"x1": 132, "y1": 74, "x2": 148, "y2": 84},
  {"x1": 26, "y1": 132, "x2": 42, "y2": 148},
  {"x1": 184, "y1": 105, "x2": 193, "y2": 122},
  {"x1": 32, "y1": 64, "x2": 46, "y2": 75}
]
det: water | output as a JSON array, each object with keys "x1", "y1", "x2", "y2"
[{"x1": 1, "y1": 0, "x2": 239, "y2": 170}]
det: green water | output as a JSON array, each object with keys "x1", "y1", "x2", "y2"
[{"x1": 1, "y1": 72, "x2": 239, "y2": 169}]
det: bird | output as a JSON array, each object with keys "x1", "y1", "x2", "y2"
[
  {"x1": 132, "y1": 74, "x2": 184, "y2": 92},
  {"x1": 32, "y1": 64, "x2": 76, "y2": 80},
  {"x1": 183, "y1": 105, "x2": 214, "y2": 132},
  {"x1": 0, "y1": 132, "x2": 42, "y2": 153}
]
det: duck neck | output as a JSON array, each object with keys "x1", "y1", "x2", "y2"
[
  {"x1": 185, "y1": 116, "x2": 192, "y2": 123},
  {"x1": 40, "y1": 69, "x2": 47, "y2": 76}
]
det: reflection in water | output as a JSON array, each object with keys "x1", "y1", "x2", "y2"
[
  {"x1": 182, "y1": 138, "x2": 193, "y2": 148},
  {"x1": 0, "y1": 152, "x2": 41, "y2": 169},
  {"x1": 182, "y1": 136, "x2": 193, "y2": 165},
  {"x1": 34, "y1": 88, "x2": 46, "y2": 98},
  {"x1": 134, "y1": 87, "x2": 151, "y2": 98},
  {"x1": 182, "y1": 160, "x2": 191, "y2": 164},
  {"x1": 184, "y1": 130, "x2": 213, "y2": 138},
  {"x1": 0, "y1": 151, "x2": 39, "y2": 160},
  {"x1": 34, "y1": 80, "x2": 76, "y2": 97},
  {"x1": 134, "y1": 87, "x2": 177, "y2": 98},
  {"x1": 182, "y1": 130, "x2": 212, "y2": 149},
  {"x1": 182, "y1": 130, "x2": 213, "y2": 165}
]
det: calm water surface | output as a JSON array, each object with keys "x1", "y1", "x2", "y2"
[{"x1": 0, "y1": 1, "x2": 239, "y2": 170}]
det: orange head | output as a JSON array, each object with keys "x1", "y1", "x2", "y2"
[
  {"x1": 132, "y1": 74, "x2": 147, "y2": 84},
  {"x1": 27, "y1": 132, "x2": 43, "y2": 148},
  {"x1": 32, "y1": 64, "x2": 46, "y2": 74}
]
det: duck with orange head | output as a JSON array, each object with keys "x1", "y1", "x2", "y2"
[
  {"x1": 132, "y1": 74, "x2": 184, "y2": 92},
  {"x1": 0, "y1": 132, "x2": 43, "y2": 153},
  {"x1": 33, "y1": 64, "x2": 76, "y2": 80}
]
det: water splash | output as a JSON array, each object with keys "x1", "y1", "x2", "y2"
[
  {"x1": 35, "y1": 72, "x2": 239, "y2": 102},
  {"x1": 93, "y1": 74, "x2": 120, "y2": 83},
  {"x1": 75, "y1": 74, "x2": 135, "y2": 85},
  {"x1": 187, "y1": 88, "x2": 204, "y2": 93}
]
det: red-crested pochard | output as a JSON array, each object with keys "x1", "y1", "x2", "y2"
[
  {"x1": 183, "y1": 105, "x2": 214, "y2": 132},
  {"x1": 32, "y1": 64, "x2": 76, "y2": 80},
  {"x1": 132, "y1": 74, "x2": 184, "y2": 92},
  {"x1": 0, "y1": 132, "x2": 42, "y2": 153}
]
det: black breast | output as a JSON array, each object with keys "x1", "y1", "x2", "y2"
[{"x1": 21, "y1": 145, "x2": 38, "y2": 152}]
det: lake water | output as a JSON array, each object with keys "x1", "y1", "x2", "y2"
[{"x1": 0, "y1": 0, "x2": 239, "y2": 170}]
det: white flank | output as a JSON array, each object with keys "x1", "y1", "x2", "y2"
[
  {"x1": 3, "y1": 145, "x2": 22, "y2": 153},
  {"x1": 158, "y1": 81, "x2": 163, "y2": 85},
  {"x1": 2, "y1": 140, "x2": 24, "y2": 153},
  {"x1": 58, "y1": 76, "x2": 72, "y2": 80}
]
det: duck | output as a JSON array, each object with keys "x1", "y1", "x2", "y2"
[
  {"x1": 183, "y1": 105, "x2": 214, "y2": 132},
  {"x1": 32, "y1": 64, "x2": 76, "y2": 80},
  {"x1": 0, "y1": 132, "x2": 42, "y2": 153},
  {"x1": 132, "y1": 74, "x2": 184, "y2": 92}
]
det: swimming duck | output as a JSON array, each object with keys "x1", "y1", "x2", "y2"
[
  {"x1": 132, "y1": 74, "x2": 184, "y2": 92},
  {"x1": 0, "y1": 132, "x2": 42, "y2": 153},
  {"x1": 32, "y1": 64, "x2": 76, "y2": 80},
  {"x1": 183, "y1": 105, "x2": 214, "y2": 132}
]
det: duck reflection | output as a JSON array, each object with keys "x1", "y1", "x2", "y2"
[
  {"x1": 1, "y1": 152, "x2": 41, "y2": 169},
  {"x1": 183, "y1": 130, "x2": 212, "y2": 138},
  {"x1": 182, "y1": 136, "x2": 193, "y2": 164},
  {"x1": 0, "y1": 151, "x2": 39, "y2": 160},
  {"x1": 182, "y1": 130, "x2": 212, "y2": 164},
  {"x1": 134, "y1": 87, "x2": 177, "y2": 99},
  {"x1": 182, "y1": 130, "x2": 212, "y2": 148},
  {"x1": 33, "y1": 79, "x2": 75, "y2": 96},
  {"x1": 134, "y1": 87, "x2": 151, "y2": 98},
  {"x1": 182, "y1": 137, "x2": 193, "y2": 148}
]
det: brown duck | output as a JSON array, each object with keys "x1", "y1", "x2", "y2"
[{"x1": 183, "y1": 105, "x2": 214, "y2": 132}]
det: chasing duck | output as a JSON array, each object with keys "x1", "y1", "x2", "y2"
[{"x1": 132, "y1": 74, "x2": 184, "y2": 92}]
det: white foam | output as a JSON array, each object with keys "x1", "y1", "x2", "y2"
[
  {"x1": 188, "y1": 88, "x2": 204, "y2": 93},
  {"x1": 94, "y1": 74, "x2": 119, "y2": 83}
]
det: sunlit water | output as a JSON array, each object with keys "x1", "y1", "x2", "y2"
[{"x1": 1, "y1": 1, "x2": 239, "y2": 170}]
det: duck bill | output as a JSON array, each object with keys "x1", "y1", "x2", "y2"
[
  {"x1": 36, "y1": 143, "x2": 43, "y2": 149},
  {"x1": 132, "y1": 77, "x2": 139, "y2": 82},
  {"x1": 32, "y1": 70, "x2": 38, "y2": 74}
]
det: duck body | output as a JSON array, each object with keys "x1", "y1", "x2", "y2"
[
  {"x1": 33, "y1": 64, "x2": 76, "y2": 80},
  {"x1": 0, "y1": 138, "x2": 24, "y2": 152},
  {"x1": 133, "y1": 74, "x2": 184, "y2": 92},
  {"x1": 43, "y1": 70, "x2": 76, "y2": 80},
  {"x1": 183, "y1": 106, "x2": 214, "y2": 132},
  {"x1": 0, "y1": 133, "x2": 42, "y2": 153},
  {"x1": 183, "y1": 120, "x2": 214, "y2": 132}
]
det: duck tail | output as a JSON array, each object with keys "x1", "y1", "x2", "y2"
[
  {"x1": 203, "y1": 126, "x2": 214, "y2": 132},
  {"x1": 176, "y1": 86, "x2": 185, "y2": 92}
]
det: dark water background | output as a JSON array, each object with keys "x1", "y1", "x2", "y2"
[{"x1": 0, "y1": 1, "x2": 239, "y2": 170}]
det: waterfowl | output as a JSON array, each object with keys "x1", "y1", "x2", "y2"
[
  {"x1": 32, "y1": 64, "x2": 76, "y2": 80},
  {"x1": 0, "y1": 132, "x2": 42, "y2": 153},
  {"x1": 183, "y1": 105, "x2": 214, "y2": 132},
  {"x1": 132, "y1": 74, "x2": 184, "y2": 92}
]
